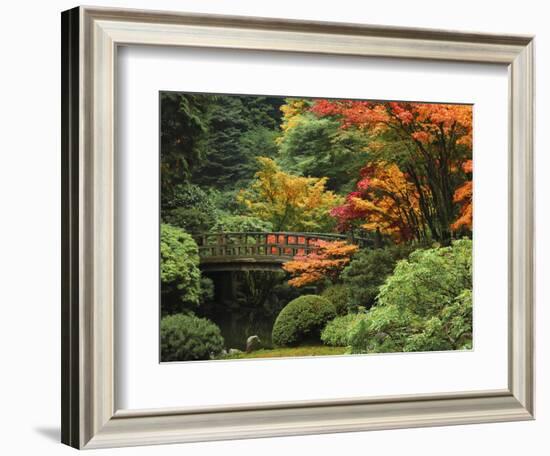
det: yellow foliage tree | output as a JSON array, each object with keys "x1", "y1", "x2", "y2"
[
  {"x1": 238, "y1": 157, "x2": 342, "y2": 232},
  {"x1": 277, "y1": 99, "x2": 311, "y2": 137}
]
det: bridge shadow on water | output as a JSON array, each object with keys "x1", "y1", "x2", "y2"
[{"x1": 196, "y1": 269, "x2": 316, "y2": 351}]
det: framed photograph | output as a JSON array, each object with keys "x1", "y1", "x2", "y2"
[{"x1": 61, "y1": 6, "x2": 535, "y2": 449}]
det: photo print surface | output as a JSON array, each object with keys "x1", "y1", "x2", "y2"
[{"x1": 159, "y1": 92, "x2": 473, "y2": 362}]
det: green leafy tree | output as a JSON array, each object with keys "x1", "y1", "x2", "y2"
[
  {"x1": 163, "y1": 207, "x2": 216, "y2": 234},
  {"x1": 206, "y1": 188, "x2": 248, "y2": 216},
  {"x1": 161, "y1": 183, "x2": 218, "y2": 233},
  {"x1": 160, "y1": 224, "x2": 202, "y2": 314},
  {"x1": 348, "y1": 239, "x2": 473, "y2": 353},
  {"x1": 210, "y1": 214, "x2": 273, "y2": 233},
  {"x1": 404, "y1": 289, "x2": 472, "y2": 351},
  {"x1": 378, "y1": 239, "x2": 471, "y2": 316}
]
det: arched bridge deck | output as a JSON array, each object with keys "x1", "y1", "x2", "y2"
[{"x1": 194, "y1": 232, "x2": 371, "y2": 272}]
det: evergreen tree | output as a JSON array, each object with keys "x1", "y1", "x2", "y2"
[
  {"x1": 193, "y1": 95, "x2": 284, "y2": 189},
  {"x1": 278, "y1": 114, "x2": 370, "y2": 193},
  {"x1": 160, "y1": 92, "x2": 210, "y2": 193}
]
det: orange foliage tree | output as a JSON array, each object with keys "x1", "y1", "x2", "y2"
[
  {"x1": 282, "y1": 240, "x2": 359, "y2": 287},
  {"x1": 331, "y1": 161, "x2": 426, "y2": 243},
  {"x1": 311, "y1": 100, "x2": 473, "y2": 244},
  {"x1": 451, "y1": 160, "x2": 473, "y2": 232}
]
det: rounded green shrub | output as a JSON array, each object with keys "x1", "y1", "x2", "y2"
[
  {"x1": 272, "y1": 295, "x2": 336, "y2": 347},
  {"x1": 321, "y1": 284, "x2": 350, "y2": 316},
  {"x1": 321, "y1": 313, "x2": 366, "y2": 347},
  {"x1": 160, "y1": 313, "x2": 225, "y2": 362}
]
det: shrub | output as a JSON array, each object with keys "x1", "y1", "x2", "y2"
[
  {"x1": 163, "y1": 207, "x2": 216, "y2": 234},
  {"x1": 272, "y1": 295, "x2": 336, "y2": 347},
  {"x1": 348, "y1": 318, "x2": 371, "y2": 352},
  {"x1": 160, "y1": 224, "x2": 201, "y2": 313},
  {"x1": 162, "y1": 183, "x2": 215, "y2": 212},
  {"x1": 321, "y1": 313, "x2": 366, "y2": 346},
  {"x1": 378, "y1": 239, "x2": 471, "y2": 316},
  {"x1": 210, "y1": 214, "x2": 273, "y2": 233},
  {"x1": 161, "y1": 183, "x2": 217, "y2": 233},
  {"x1": 206, "y1": 188, "x2": 248, "y2": 215},
  {"x1": 404, "y1": 289, "x2": 473, "y2": 352},
  {"x1": 321, "y1": 284, "x2": 351, "y2": 316},
  {"x1": 348, "y1": 304, "x2": 415, "y2": 354},
  {"x1": 160, "y1": 313, "x2": 225, "y2": 362},
  {"x1": 341, "y1": 245, "x2": 413, "y2": 311},
  {"x1": 349, "y1": 239, "x2": 473, "y2": 354}
]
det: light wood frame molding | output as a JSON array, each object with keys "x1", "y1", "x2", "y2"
[{"x1": 61, "y1": 6, "x2": 535, "y2": 449}]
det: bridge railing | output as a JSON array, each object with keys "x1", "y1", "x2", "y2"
[{"x1": 194, "y1": 232, "x2": 371, "y2": 260}]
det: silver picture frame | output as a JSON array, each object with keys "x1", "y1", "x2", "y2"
[{"x1": 61, "y1": 6, "x2": 535, "y2": 449}]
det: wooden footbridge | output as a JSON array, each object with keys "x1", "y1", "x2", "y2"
[{"x1": 194, "y1": 232, "x2": 371, "y2": 272}]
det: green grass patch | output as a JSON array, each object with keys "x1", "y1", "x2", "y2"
[{"x1": 222, "y1": 345, "x2": 348, "y2": 360}]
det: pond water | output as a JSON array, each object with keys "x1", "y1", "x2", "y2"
[{"x1": 196, "y1": 270, "x2": 312, "y2": 350}]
